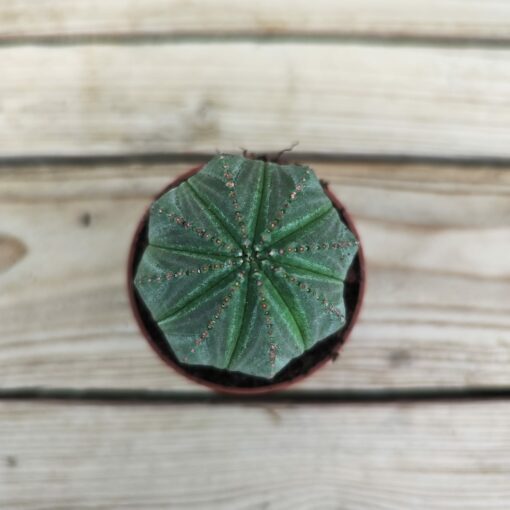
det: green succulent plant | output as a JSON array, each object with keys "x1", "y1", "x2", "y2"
[{"x1": 134, "y1": 154, "x2": 359, "y2": 379}]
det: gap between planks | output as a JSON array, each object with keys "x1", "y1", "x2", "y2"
[
  {"x1": 4, "y1": 152, "x2": 510, "y2": 169},
  {"x1": 3, "y1": 33, "x2": 510, "y2": 50},
  {"x1": 1, "y1": 387, "x2": 510, "y2": 405}
]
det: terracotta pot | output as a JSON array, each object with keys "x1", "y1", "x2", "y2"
[{"x1": 127, "y1": 163, "x2": 365, "y2": 394}]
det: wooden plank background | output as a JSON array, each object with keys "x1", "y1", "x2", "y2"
[
  {"x1": 2, "y1": 400, "x2": 510, "y2": 509},
  {"x1": 1, "y1": 0, "x2": 510, "y2": 40},
  {"x1": 1, "y1": 162, "x2": 509, "y2": 391},
  {"x1": 0, "y1": 1, "x2": 509, "y2": 509},
  {"x1": 1, "y1": 44, "x2": 510, "y2": 158}
]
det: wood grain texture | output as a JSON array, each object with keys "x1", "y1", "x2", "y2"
[
  {"x1": 1, "y1": 43, "x2": 510, "y2": 159},
  {"x1": 2, "y1": 400, "x2": 510, "y2": 509},
  {"x1": 1, "y1": 0, "x2": 510, "y2": 40},
  {"x1": 1, "y1": 161, "x2": 509, "y2": 391}
]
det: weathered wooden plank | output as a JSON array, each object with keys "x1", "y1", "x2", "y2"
[
  {"x1": 1, "y1": 43, "x2": 510, "y2": 159},
  {"x1": 2, "y1": 400, "x2": 510, "y2": 509},
  {"x1": 0, "y1": 161, "x2": 509, "y2": 391},
  {"x1": 1, "y1": 0, "x2": 510, "y2": 40}
]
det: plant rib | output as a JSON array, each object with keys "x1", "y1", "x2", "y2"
[
  {"x1": 278, "y1": 259, "x2": 342, "y2": 283},
  {"x1": 156, "y1": 267, "x2": 238, "y2": 324},
  {"x1": 252, "y1": 161, "x2": 268, "y2": 244},
  {"x1": 225, "y1": 266, "x2": 251, "y2": 368},
  {"x1": 185, "y1": 180, "x2": 241, "y2": 250},
  {"x1": 269, "y1": 262, "x2": 344, "y2": 320},
  {"x1": 153, "y1": 205, "x2": 237, "y2": 254},
  {"x1": 259, "y1": 167, "x2": 311, "y2": 242},
  {"x1": 265, "y1": 202, "x2": 333, "y2": 249},
  {"x1": 148, "y1": 242, "x2": 231, "y2": 259},
  {"x1": 260, "y1": 264, "x2": 307, "y2": 351},
  {"x1": 185, "y1": 272, "x2": 247, "y2": 363}
]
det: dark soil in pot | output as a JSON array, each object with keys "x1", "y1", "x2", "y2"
[{"x1": 127, "y1": 157, "x2": 365, "y2": 395}]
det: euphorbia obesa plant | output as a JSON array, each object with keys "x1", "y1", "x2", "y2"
[{"x1": 132, "y1": 153, "x2": 360, "y2": 381}]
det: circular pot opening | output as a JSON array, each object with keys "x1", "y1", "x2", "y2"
[{"x1": 127, "y1": 163, "x2": 365, "y2": 394}]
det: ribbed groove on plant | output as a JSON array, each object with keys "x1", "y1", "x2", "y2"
[
  {"x1": 134, "y1": 154, "x2": 359, "y2": 379},
  {"x1": 154, "y1": 206, "x2": 238, "y2": 253}
]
